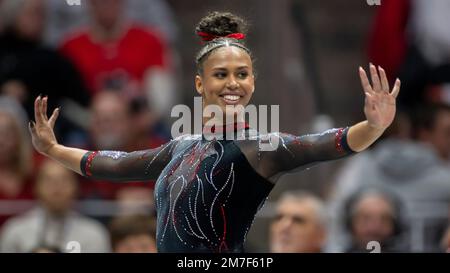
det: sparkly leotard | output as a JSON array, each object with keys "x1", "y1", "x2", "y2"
[{"x1": 80, "y1": 123, "x2": 354, "y2": 253}]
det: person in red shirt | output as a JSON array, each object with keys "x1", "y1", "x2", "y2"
[
  {"x1": 59, "y1": 0, "x2": 171, "y2": 101},
  {"x1": 367, "y1": 0, "x2": 410, "y2": 83}
]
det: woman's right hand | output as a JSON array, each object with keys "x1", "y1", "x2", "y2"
[{"x1": 28, "y1": 96, "x2": 60, "y2": 156}]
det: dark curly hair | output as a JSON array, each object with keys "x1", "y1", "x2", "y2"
[{"x1": 195, "y1": 11, "x2": 253, "y2": 75}]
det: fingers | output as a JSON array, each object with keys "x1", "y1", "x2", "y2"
[
  {"x1": 28, "y1": 121, "x2": 37, "y2": 136},
  {"x1": 359, "y1": 67, "x2": 373, "y2": 94},
  {"x1": 34, "y1": 96, "x2": 41, "y2": 124},
  {"x1": 39, "y1": 96, "x2": 44, "y2": 121},
  {"x1": 369, "y1": 64, "x2": 382, "y2": 92},
  {"x1": 38, "y1": 96, "x2": 45, "y2": 122},
  {"x1": 34, "y1": 95, "x2": 52, "y2": 125},
  {"x1": 361, "y1": 64, "x2": 394, "y2": 94},
  {"x1": 378, "y1": 66, "x2": 390, "y2": 92},
  {"x1": 390, "y1": 78, "x2": 401, "y2": 98},
  {"x1": 48, "y1": 107, "x2": 60, "y2": 129},
  {"x1": 41, "y1": 96, "x2": 48, "y2": 121},
  {"x1": 43, "y1": 96, "x2": 48, "y2": 120}
]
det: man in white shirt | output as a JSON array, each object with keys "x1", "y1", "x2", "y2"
[{"x1": 0, "y1": 159, "x2": 110, "y2": 253}]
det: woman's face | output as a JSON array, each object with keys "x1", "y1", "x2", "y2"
[{"x1": 195, "y1": 46, "x2": 255, "y2": 120}]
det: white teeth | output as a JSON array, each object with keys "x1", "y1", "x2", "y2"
[{"x1": 223, "y1": 95, "x2": 240, "y2": 101}]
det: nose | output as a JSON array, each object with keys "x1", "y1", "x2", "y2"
[
  {"x1": 226, "y1": 75, "x2": 239, "y2": 89},
  {"x1": 277, "y1": 216, "x2": 293, "y2": 231}
]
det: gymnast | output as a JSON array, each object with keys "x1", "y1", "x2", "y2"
[{"x1": 29, "y1": 11, "x2": 401, "y2": 253}]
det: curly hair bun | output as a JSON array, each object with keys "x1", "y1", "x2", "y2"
[{"x1": 195, "y1": 11, "x2": 248, "y2": 38}]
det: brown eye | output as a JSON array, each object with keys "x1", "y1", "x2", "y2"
[
  {"x1": 214, "y1": 72, "x2": 227, "y2": 79},
  {"x1": 237, "y1": 72, "x2": 248, "y2": 79}
]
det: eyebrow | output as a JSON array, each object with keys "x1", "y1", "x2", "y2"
[{"x1": 211, "y1": 66, "x2": 249, "y2": 70}]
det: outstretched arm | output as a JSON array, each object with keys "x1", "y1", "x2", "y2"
[
  {"x1": 257, "y1": 64, "x2": 400, "y2": 182},
  {"x1": 29, "y1": 96, "x2": 175, "y2": 181},
  {"x1": 347, "y1": 64, "x2": 401, "y2": 152}
]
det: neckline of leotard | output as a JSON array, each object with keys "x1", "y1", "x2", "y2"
[{"x1": 201, "y1": 122, "x2": 250, "y2": 140}]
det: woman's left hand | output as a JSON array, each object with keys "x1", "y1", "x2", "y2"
[{"x1": 359, "y1": 64, "x2": 401, "y2": 130}]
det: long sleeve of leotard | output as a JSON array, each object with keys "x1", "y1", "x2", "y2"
[
  {"x1": 253, "y1": 127, "x2": 356, "y2": 179},
  {"x1": 80, "y1": 139, "x2": 178, "y2": 181}
]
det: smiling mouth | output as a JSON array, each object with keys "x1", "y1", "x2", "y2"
[{"x1": 219, "y1": 94, "x2": 242, "y2": 105}]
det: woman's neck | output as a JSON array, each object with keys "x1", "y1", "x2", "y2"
[{"x1": 201, "y1": 115, "x2": 248, "y2": 139}]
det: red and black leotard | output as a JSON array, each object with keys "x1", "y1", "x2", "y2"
[{"x1": 81, "y1": 123, "x2": 354, "y2": 252}]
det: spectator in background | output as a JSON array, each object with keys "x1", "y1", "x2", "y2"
[
  {"x1": 0, "y1": 159, "x2": 110, "y2": 253},
  {"x1": 0, "y1": 0, "x2": 90, "y2": 132},
  {"x1": 269, "y1": 191, "x2": 327, "y2": 253},
  {"x1": 412, "y1": 103, "x2": 450, "y2": 162},
  {"x1": 44, "y1": 0, "x2": 179, "y2": 46},
  {"x1": 405, "y1": 0, "x2": 450, "y2": 108},
  {"x1": 115, "y1": 186, "x2": 154, "y2": 217},
  {"x1": 59, "y1": 0, "x2": 176, "y2": 120},
  {"x1": 342, "y1": 187, "x2": 409, "y2": 253},
  {"x1": 368, "y1": 0, "x2": 450, "y2": 110},
  {"x1": 89, "y1": 91, "x2": 167, "y2": 152},
  {"x1": 0, "y1": 97, "x2": 34, "y2": 227},
  {"x1": 328, "y1": 104, "x2": 450, "y2": 252},
  {"x1": 109, "y1": 214, "x2": 157, "y2": 253},
  {"x1": 89, "y1": 91, "x2": 135, "y2": 152},
  {"x1": 80, "y1": 91, "x2": 165, "y2": 202},
  {"x1": 367, "y1": 0, "x2": 409, "y2": 83}
]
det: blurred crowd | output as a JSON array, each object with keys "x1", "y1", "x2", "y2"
[
  {"x1": 0, "y1": 0, "x2": 449, "y2": 253},
  {"x1": 0, "y1": 0, "x2": 173, "y2": 253}
]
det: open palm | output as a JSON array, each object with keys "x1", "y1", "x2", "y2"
[
  {"x1": 359, "y1": 64, "x2": 401, "y2": 130},
  {"x1": 28, "y1": 96, "x2": 60, "y2": 155}
]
